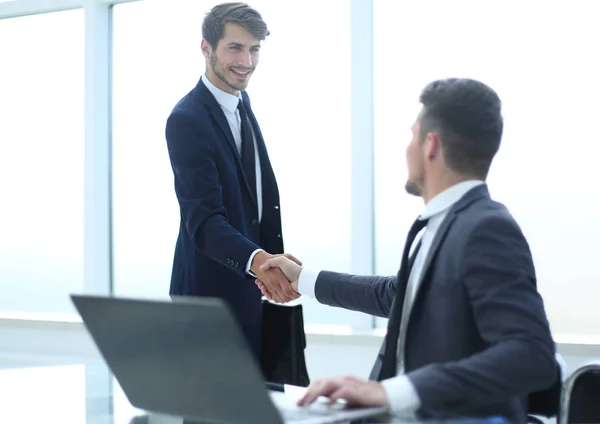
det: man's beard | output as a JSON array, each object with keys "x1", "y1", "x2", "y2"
[
  {"x1": 405, "y1": 179, "x2": 422, "y2": 197},
  {"x1": 210, "y1": 52, "x2": 249, "y2": 92}
]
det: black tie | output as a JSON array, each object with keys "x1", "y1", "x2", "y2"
[
  {"x1": 237, "y1": 99, "x2": 257, "y2": 202},
  {"x1": 378, "y1": 216, "x2": 429, "y2": 380}
]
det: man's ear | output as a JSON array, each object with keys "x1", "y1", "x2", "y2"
[
  {"x1": 201, "y1": 39, "x2": 212, "y2": 59},
  {"x1": 424, "y1": 132, "x2": 442, "y2": 161}
]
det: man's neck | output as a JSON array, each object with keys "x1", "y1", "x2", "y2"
[
  {"x1": 205, "y1": 71, "x2": 239, "y2": 96},
  {"x1": 422, "y1": 174, "x2": 479, "y2": 204}
]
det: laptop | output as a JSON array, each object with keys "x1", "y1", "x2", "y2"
[{"x1": 71, "y1": 294, "x2": 388, "y2": 424}]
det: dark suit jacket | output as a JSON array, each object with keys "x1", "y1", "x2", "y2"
[
  {"x1": 314, "y1": 184, "x2": 556, "y2": 424},
  {"x1": 164, "y1": 77, "x2": 284, "y2": 327}
]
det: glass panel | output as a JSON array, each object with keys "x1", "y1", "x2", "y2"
[
  {"x1": 0, "y1": 9, "x2": 84, "y2": 314},
  {"x1": 112, "y1": 0, "x2": 356, "y2": 327},
  {"x1": 373, "y1": 0, "x2": 600, "y2": 333}
]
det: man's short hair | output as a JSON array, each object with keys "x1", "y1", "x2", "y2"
[
  {"x1": 202, "y1": 2, "x2": 269, "y2": 48},
  {"x1": 419, "y1": 78, "x2": 504, "y2": 178}
]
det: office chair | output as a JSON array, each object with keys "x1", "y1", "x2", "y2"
[
  {"x1": 528, "y1": 353, "x2": 567, "y2": 424},
  {"x1": 559, "y1": 361, "x2": 600, "y2": 424}
]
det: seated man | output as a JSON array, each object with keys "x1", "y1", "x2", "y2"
[{"x1": 258, "y1": 78, "x2": 556, "y2": 424}]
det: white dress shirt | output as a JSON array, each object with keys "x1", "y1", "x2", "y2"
[
  {"x1": 297, "y1": 180, "x2": 485, "y2": 416},
  {"x1": 201, "y1": 75, "x2": 263, "y2": 273}
]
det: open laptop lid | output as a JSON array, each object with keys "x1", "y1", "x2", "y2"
[{"x1": 71, "y1": 294, "x2": 284, "y2": 424}]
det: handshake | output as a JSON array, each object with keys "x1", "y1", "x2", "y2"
[{"x1": 250, "y1": 251, "x2": 303, "y2": 304}]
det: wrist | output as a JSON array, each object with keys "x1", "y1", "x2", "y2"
[{"x1": 250, "y1": 251, "x2": 269, "y2": 274}]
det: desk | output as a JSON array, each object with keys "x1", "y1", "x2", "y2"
[
  {"x1": 0, "y1": 363, "x2": 400, "y2": 424},
  {"x1": 1, "y1": 363, "x2": 141, "y2": 423},
  {"x1": 0, "y1": 364, "x2": 514, "y2": 424}
]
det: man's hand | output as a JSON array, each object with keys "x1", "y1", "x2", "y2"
[
  {"x1": 251, "y1": 252, "x2": 300, "y2": 304},
  {"x1": 297, "y1": 376, "x2": 389, "y2": 408},
  {"x1": 255, "y1": 255, "x2": 303, "y2": 302},
  {"x1": 256, "y1": 280, "x2": 281, "y2": 301}
]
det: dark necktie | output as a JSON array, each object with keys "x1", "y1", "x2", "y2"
[
  {"x1": 237, "y1": 99, "x2": 257, "y2": 202},
  {"x1": 378, "y1": 216, "x2": 429, "y2": 380}
]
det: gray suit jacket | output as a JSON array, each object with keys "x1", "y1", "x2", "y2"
[{"x1": 314, "y1": 185, "x2": 556, "y2": 424}]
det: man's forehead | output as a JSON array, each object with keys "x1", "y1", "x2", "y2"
[{"x1": 221, "y1": 23, "x2": 261, "y2": 45}]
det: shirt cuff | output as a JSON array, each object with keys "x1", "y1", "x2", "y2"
[
  {"x1": 380, "y1": 375, "x2": 421, "y2": 417},
  {"x1": 297, "y1": 268, "x2": 321, "y2": 299},
  {"x1": 246, "y1": 249, "x2": 264, "y2": 277}
]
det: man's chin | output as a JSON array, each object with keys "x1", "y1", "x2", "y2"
[
  {"x1": 229, "y1": 74, "x2": 252, "y2": 88},
  {"x1": 214, "y1": 71, "x2": 250, "y2": 93},
  {"x1": 227, "y1": 80, "x2": 249, "y2": 92},
  {"x1": 404, "y1": 180, "x2": 421, "y2": 197}
]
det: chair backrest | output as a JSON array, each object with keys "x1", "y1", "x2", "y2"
[
  {"x1": 528, "y1": 353, "x2": 567, "y2": 419},
  {"x1": 559, "y1": 361, "x2": 600, "y2": 424}
]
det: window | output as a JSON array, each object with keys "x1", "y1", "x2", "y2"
[
  {"x1": 0, "y1": 9, "x2": 84, "y2": 314},
  {"x1": 112, "y1": 0, "x2": 355, "y2": 327},
  {"x1": 373, "y1": 0, "x2": 600, "y2": 334}
]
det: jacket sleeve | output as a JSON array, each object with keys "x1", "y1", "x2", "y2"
[{"x1": 315, "y1": 271, "x2": 397, "y2": 318}]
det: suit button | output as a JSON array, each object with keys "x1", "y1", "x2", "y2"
[
  {"x1": 226, "y1": 258, "x2": 231, "y2": 265},
  {"x1": 274, "y1": 205, "x2": 279, "y2": 209},
  {"x1": 234, "y1": 261, "x2": 239, "y2": 267},
  {"x1": 277, "y1": 234, "x2": 281, "y2": 238},
  {"x1": 251, "y1": 218, "x2": 258, "y2": 225}
]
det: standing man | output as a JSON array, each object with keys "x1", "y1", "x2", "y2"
[
  {"x1": 257, "y1": 78, "x2": 557, "y2": 423},
  {"x1": 165, "y1": 2, "x2": 298, "y2": 361}
]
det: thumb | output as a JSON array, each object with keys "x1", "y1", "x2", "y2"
[
  {"x1": 259, "y1": 256, "x2": 285, "y2": 271},
  {"x1": 283, "y1": 253, "x2": 302, "y2": 266}
]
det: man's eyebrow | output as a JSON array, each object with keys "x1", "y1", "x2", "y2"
[{"x1": 226, "y1": 41, "x2": 261, "y2": 49}]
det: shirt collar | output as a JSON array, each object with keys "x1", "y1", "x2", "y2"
[
  {"x1": 201, "y1": 74, "x2": 242, "y2": 114},
  {"x1": 420, "y1": 180, "x2": 485, "y2": 220}
]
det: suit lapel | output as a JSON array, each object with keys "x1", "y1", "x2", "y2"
[
  {"x1": 206, "y1": 106, "x2": 238, "y2": 153},
  {"x1": 414, "y1": 211, "x2": 458, "y2": 301},
  {"x1": 242, "y1": 93, "x2": 278, "y2": 191},
  {"x1": 196, "y1": 80, "x2": 258, "y2": 210},
  {"x1": 394, "y1": 212, "x2": 456, "y2": 363},
  {"x1": 399, "y1": 185, "x2": 489, "y2": 349},
  {"x1": 239, "y1": 96, "x2": 268, "y2": 207},
  {"x1": 209, "y1": 104, "x2": 258, "y2": 210},
  {"x1": 242, "y1": 93, "x2": 269, "y2": 169},
  {"x1": 413, "y1": 185, "x2": 489, "y2": 306},
  {"x1": 196, "y1": 79, "x2": 238, "y2": 153}
]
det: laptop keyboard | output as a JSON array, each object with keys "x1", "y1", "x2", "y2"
[
  {"x1": 281, "y1": 403, "x2": 346, "y2": 420},
  {"x1": 270, "y1": 391, "x2": 350, "y2": 422}
]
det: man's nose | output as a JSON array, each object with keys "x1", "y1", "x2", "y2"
[{"x1": 238, "y1": 51, "x2": 252, "y2": 67}]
